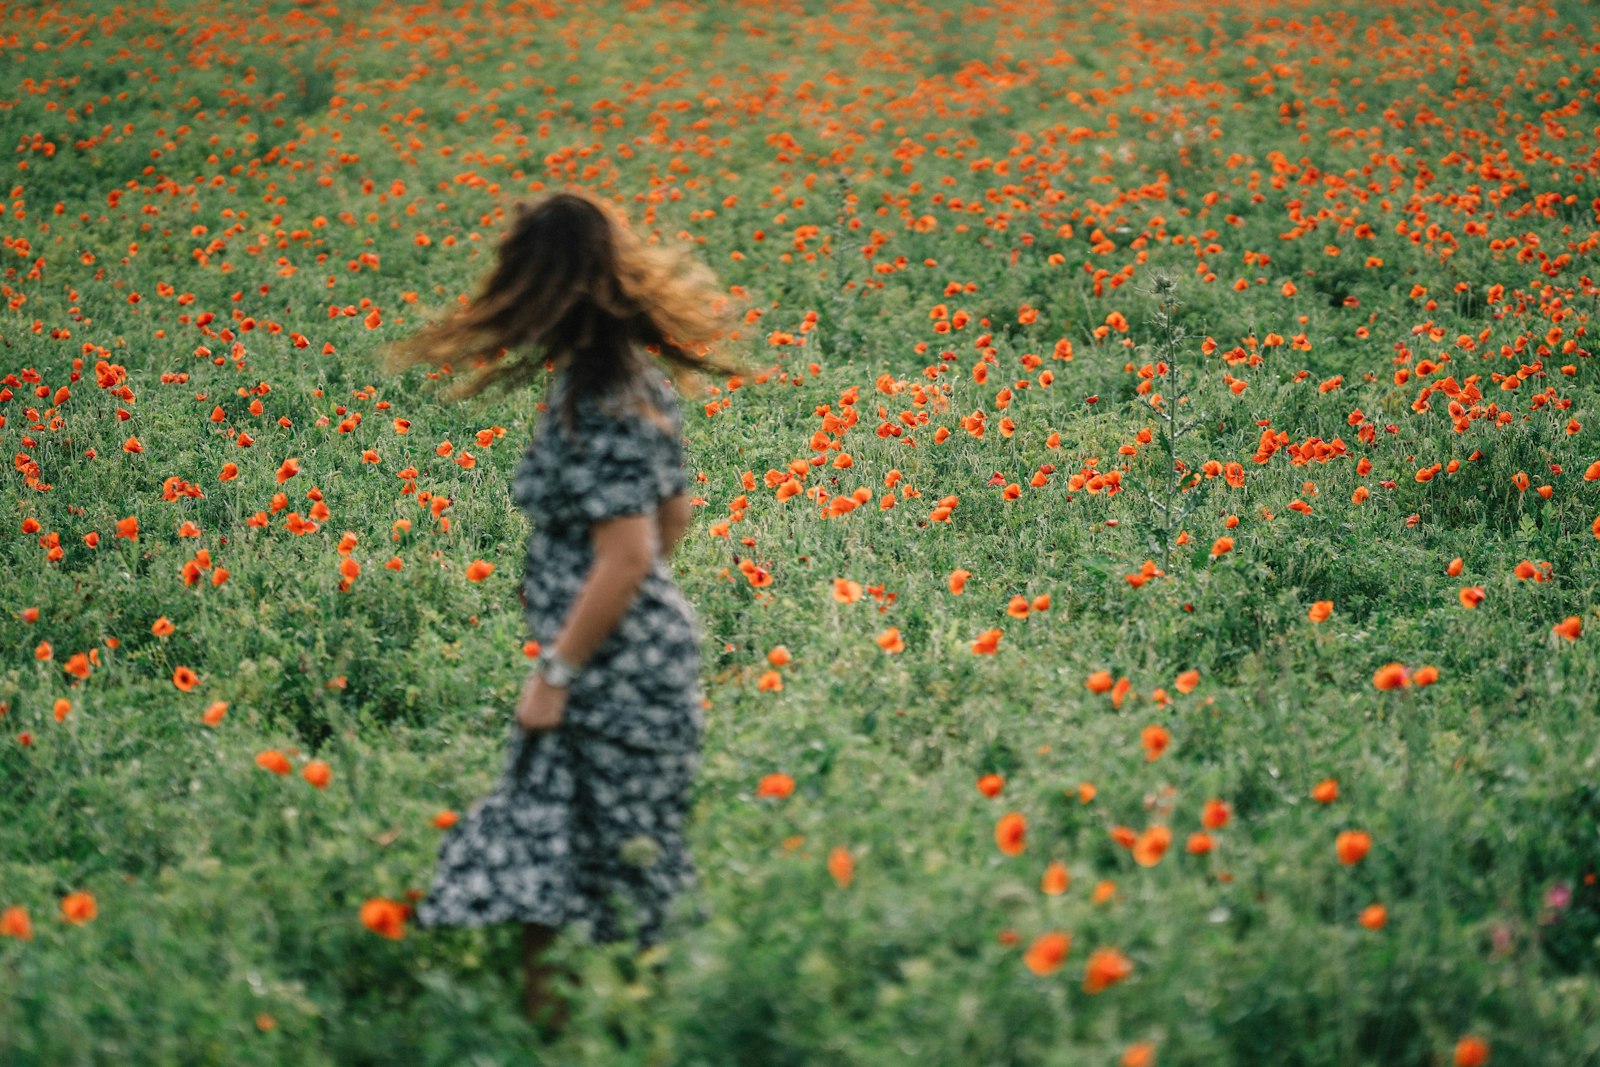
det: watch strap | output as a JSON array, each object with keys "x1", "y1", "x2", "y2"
[{"x1": 538, "y1": 649, "x2": 580, "y2": 687}]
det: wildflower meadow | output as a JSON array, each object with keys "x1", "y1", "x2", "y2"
[{"x1": 3, "y1": 0, "x2": 1600, "y2": 1063}]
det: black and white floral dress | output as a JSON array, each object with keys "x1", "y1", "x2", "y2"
[{"x1": 413, "y1": 366, "x2": 703, "y2": 946}]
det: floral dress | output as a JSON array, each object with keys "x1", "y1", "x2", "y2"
[{"x1": 413, "y1": 367, "x2": 703, "y2": 946}]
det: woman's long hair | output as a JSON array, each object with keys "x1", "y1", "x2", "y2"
[{"x1": 379, "y1": 186, "x2": 739, "y2": 431}]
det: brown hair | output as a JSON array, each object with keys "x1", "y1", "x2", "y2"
[{"x1": 378, "y1": 186, "x2": 739, "y2": 431}]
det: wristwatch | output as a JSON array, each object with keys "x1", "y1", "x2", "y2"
[{"x1": 536, "y1": 648, "x2": 581, "y2": 688}]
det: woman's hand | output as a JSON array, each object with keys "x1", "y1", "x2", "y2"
[{"x1": 515, "y1": 671, "x2": 568, "y2": 732}]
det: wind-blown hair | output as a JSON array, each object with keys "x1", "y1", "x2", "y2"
[{"x1": 379, "y1": 186, "x2": 738, "y2": 430}]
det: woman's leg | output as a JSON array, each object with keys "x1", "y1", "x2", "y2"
[{"x1": 520, "y1": 922, "x2": 571, "y2": 1030}]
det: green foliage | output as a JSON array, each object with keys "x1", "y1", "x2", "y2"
[{"x1": 4, "y1": 0, "x2": 1600, "y2": 1064}]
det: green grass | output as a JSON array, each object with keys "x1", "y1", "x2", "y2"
[{"x1": 3, "y1": 0, "x2": 1600, "y2": 1063}]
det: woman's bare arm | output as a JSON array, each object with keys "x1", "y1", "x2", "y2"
[
  {"x1": 517, "y1": 512, "x2": 657, "y2": 731},
  {"x1": 656, "y1": 492, "x2": 691, "y2": 560},
  {"x1": 551, "y1": 513, "x2": 657, "y2": 667}
]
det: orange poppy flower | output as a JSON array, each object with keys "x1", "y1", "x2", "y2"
[
  {"x1": 1210, "y1": 536, "x2": 1234, "y2": 558},
  {"x1": 60, "y1": 891, "x2": 97, "y2": 925},
  {"x1": 995, "y1": 812, "x2": 1026, "y2": 856},
  {"x1": 1085, "y1": 670, "x2": 1113, "y2": 694},
  {"x1": 1186, "y1": 832, "x2": 1214, "y2": 855},
  {"x1": 172, "y1": 666, "x2": 200, "y2": 692},
  {"x1": 1458, "y1": 587, "x2": 1485, "y2": 609},
  {"x1": 0, "y1": 906, "x2": 33, "y2": 941},
  {"x1": 202, "y1": 701, "x2": 228, "y2": 727},
  {"x1": 827, "y1": 847, "x2": 855, "y2": 888},
  {"x1": 1372, "y1": 663, "x2": 1409, "y2": 690},
  {"x1": 151, "y1": 617, "x2": 175, "y2": 637},
  {"x1": 1308, "y1": 600, "x2": 1333, "y2": 623},
  {"x1": 875, "y1": 627, "x2": 905, "y2": 653},
  {"x1": 767, "y1": 646, "x2": 792, "y2": 667},
  {"x1": 302, "y1": 760, "x2": 331, "y2": 789},
  {"x1": 1453, "y1": 1036, "x2": 1490, "y2": 1067},
  {"x1": 757, "y1": 773, "x2": 795, "y2": 798},
  {"x1": 433, "y1": 810, "x2": 458, "y2": 830},
  {"x1": 1132, "y1": 826, "x2": 1171, "y2": 866},
  {"x1": 1553, "y1": 616, "x2": 1582, "y2": 642},
  {"x1": 256, "y1": 750, "x2": 292, "y2": 776},
  {"x1": 1140, "y1": 725, "x2": 1170, "y2": 761},
  {"x1": 1311, "y1": 778, "x2": 1340, "y2": 804},
  {"x1": 971, "y1": 628, "x2": 1002, "y2": 655},
  {"x1": 1201, "y1": 799, "x2": 1231, "y2": 829},
  {"x1": 1040, "y1": 861, "x2": 1070, "y2": 895},
  {"x1": 1358, "y1": 903, "x2": 1387, "y2": 930},
  {"x1": 1083, "y1": 947, "x2": 1133, "y2": 993},
  {"x1": 947, "y1": 568, "x2": 971, "y2": 594},
  {"x1": 757, "y1": 670, "x2": 783, "y2": 692},
  {"x1": 1174, "y1": 669, "x2": 1200, "y2": 694},
  {"x1": 465, "y1": 559, "x2": 494, "y2": 582},
  {"x1": 359, "y1": 897, "x2": 408, "y2": 940},
  {"x1": 1023, "y1": 931, "x2": 1071, "y2": 975},
  {"x1": 832, "y1": 578, "x2": 863, "y2": 603},
  {"x1": 1336, "y1": 830, "x2": 1372, "y2": 865},
  {"x1": 1122, "y1": 1042, "x2": 1157, "y2": 1067},
  {"x1": 976, "y1": 774, "x2": 1004, "y2": 798}
]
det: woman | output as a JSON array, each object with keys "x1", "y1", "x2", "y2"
[{"x1": 380, "y1": 187, "x2": 735, "y2": 1029}]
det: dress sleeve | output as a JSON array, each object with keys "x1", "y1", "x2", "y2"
[
  {"x1": 566, "y1": 401, "x2": 681, "y2": 525},
  {"x1": 657, "y1": 383, "x2": 688, "y2": 500}
]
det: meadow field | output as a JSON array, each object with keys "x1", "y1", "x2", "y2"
[{"x1": 3, "y1": 0, "x2": 1600, "y2": 1063}]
